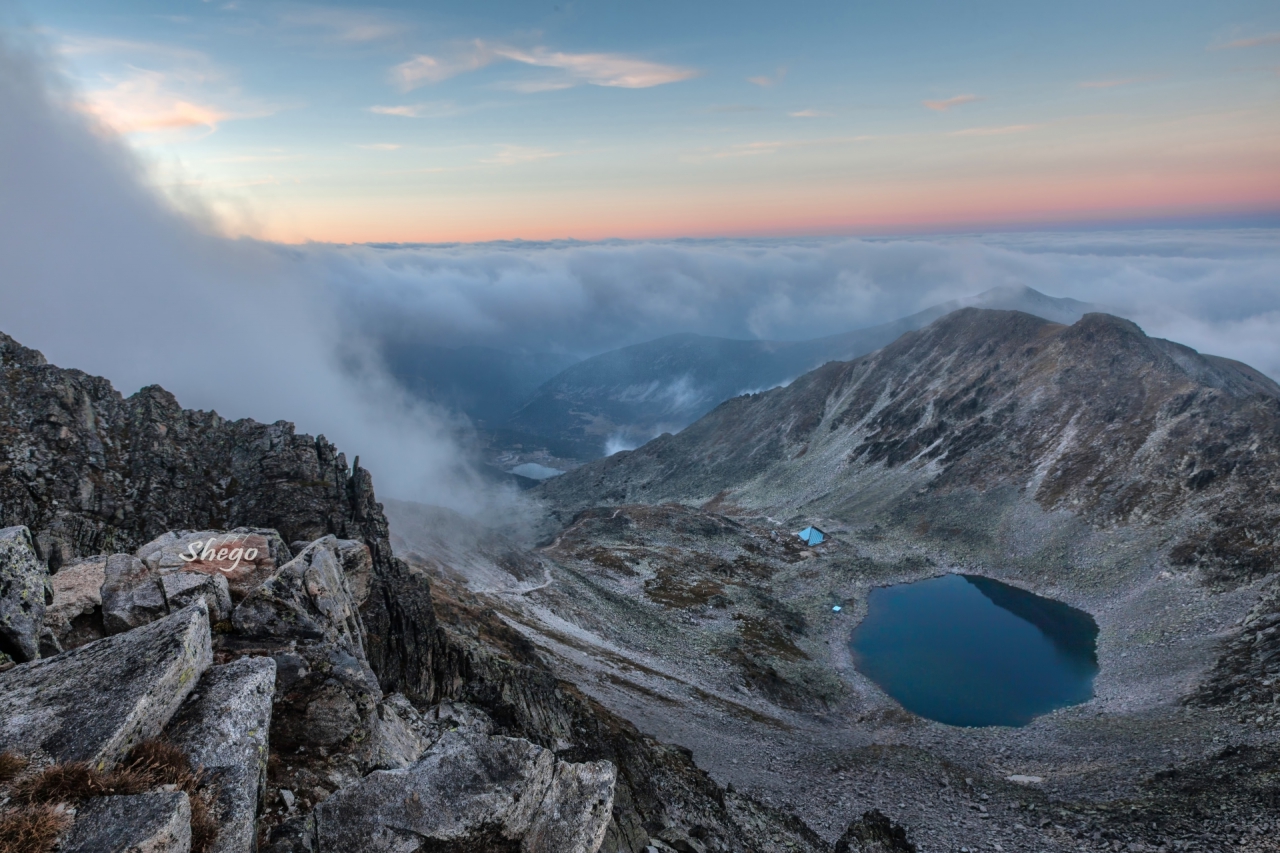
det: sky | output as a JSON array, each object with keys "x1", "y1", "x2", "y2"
[
  {"x1": 8, "y1": 0, "x2": 1280, "y2": 242},
  {"x1": 2, "y1": 7, "x2": 1280, "y2": 516}
]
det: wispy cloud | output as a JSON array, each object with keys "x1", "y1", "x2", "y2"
[
  {"x1": 357, "y1": 143, "x2": 401, "y2": 151},
  {"x1": 393, "y1": 47, "x2": 493, "y2": 88},
  {"x1": 481, "y1": 144, "x2": 567, "y2": 165},
  {"x1": 789, "y1": 109, "x2": 831, "y2": 118},
  {"x1": 54, "y1": 34, "x2": 211, "y2": 65},
  {"x1": 495, "y1": 78, "x2": 577, "y2": 93},
  {"x1": 1079, "y1": 76, "x2": 1153, "y2": 89},
  {"x1": 370, "y1": 104, "x2": 421, "y2": 117},
  {"x1": 80, "y1": 70, "x2": 230, "y2": 135},
  {"x1": 947, "y1": 123, "x2": 1040, "y2": 137},
  {"x1": 708, "y1": 135, "x2": 872, "y2": 158},
  {"x1": 392, "y1": 41, "x2": 697, "y2": 91},
  {"x1": 923, "y1": 93, "x2": 980, "y2": 112},
  {"x1": 1212, "y1": 32, "x2": 1280, "y2": 50},
  {"x1": 276, "y1": 8, "x2": 403, "y2": 43},
  {"x1": 747, "y1": 66, "x2": 787, "y2": 87},
  {"x1": 492, "y1": 45, "x2": 698, "y2": 88}
]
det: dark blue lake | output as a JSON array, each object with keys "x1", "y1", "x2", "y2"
[{"x1": 850, "y1": 573, "x2": 1099, "y2": 727}]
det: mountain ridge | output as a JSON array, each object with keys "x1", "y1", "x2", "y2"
[
  {"x1": 503, "y1": 285, "x2": 1102, "y2": 459},
  {"x1": 538, "y1": 308, "x2": 1280, "y2": 584}
]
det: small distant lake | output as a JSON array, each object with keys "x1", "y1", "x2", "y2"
[
  {"x1": 510, "y1": 462, "x2": 564, "y2": 480},
  {"x1": 849, "y1": 573, "x2": 1098, "y2": 727}
]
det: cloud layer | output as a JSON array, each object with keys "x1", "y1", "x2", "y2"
[
  {"x1": 392, "y1": 41, "x2": 697, "y2": 91},
  {"x1": 311, "y1": 230, "x2": 1280, "y2": 381},
  {"x1": 0, "y1": 34, "x2": 504, "y2": 516},
  {"x1": 4, "y1": 30, "x2": 1280, "y2": 532}
]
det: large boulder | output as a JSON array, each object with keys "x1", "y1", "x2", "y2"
[
  {"x1": 101, "y1": 554, "x2": 170, "y2": 635},
  {"x1": 61, "y1": 791, "x2": 193, "y2": 853},
  {"x1": 42, "y1": 555, "x2": 107, "y2": 651},
  {"x1": 102, "y1": 552, "x2": 232, "y2": 637},
  {"x1": 0, "y1": 601, "x2": 212, "y2": 767},
  {"x1": 229, "y1": 537, "x2": 385, "y2": 787},
  {"x1": 312, "y1": 729, "x2": 616, "y2": 853},
  {"x1": 138, "y1": 529, "x2": 292, "y2": 600},
  {"x1": 232, "y1": 537, "x2": 366, "y2": 661},
  {"x1": 167, "y1": 656, "x2": 276, "y2": 853},
  {"x1": 0, "y1": 525, "x2": 52, "y2": 663}
]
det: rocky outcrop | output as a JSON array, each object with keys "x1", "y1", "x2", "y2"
[
  {"x1": 102, "y1": 553, "x2": 172, "y2": 634},
  {"x1": 138, "y1": 528, "x2": 292, "y2": 600},
  {"x1": 168, "y1": 657, "x2": 276, "y2": 853},
  {"x1": 101, "y1": 551, "x2": 233, "y2": 635},
  {"x1": 61, "y1": 791, "x2": 193, "y2": 853},
  {"x1": 232, "y1": 537, "x2": 367, "y2": 660},
  {"x1": 313, "y1": 728, "x2": 615, "y2": 853},
  {"x1": 0, "y1": 525, "x2": 51, "y2": 664},
  {"x1": 833, "y1": 811, "x2": 916, "y2": 853},
  {"x1": 42, "y1": 554, "x2": 106, "y2": 651},
  {"x1": 0, "y1": 331, "x2": 831, "y2": 853},
  {"x1": 1192, "y1": 576, "x2": 1280, "y2": 716},
  {"x1": 0, "y1": 602, "x2": 211, "y2": 766},
  {"x1": 0, "y1": 331, "x2": 391, "y2": 578}
]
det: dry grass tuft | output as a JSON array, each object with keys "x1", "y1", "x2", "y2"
[
  {"x1": 10, "y1": 763, "x2": 114, "y2": 804},
  {"x1": 0, "y1": 751, "x2": 28, "y2": 784},
  {"x1": 122, "y1": 740, "x2": 198, "y2": 789},
  {"x1": 123, "y1": 741, "x2": 219, "y2": 853},
  {"x1": 188, "y1": 793, "x2": 219, "y2": 853},
  {"x1": 7, "y1": 741, "x2": 219, "y2": 853},
  {"x1": 0, "y1": 803, "x2": 71, "y2": 853}
]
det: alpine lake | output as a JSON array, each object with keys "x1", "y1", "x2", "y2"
[{"x1": 850, "y1": 573, "x2": 1100, "y2": 727}]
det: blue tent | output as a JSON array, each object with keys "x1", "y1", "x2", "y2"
[{"x1": 797, "y1": 526, "x2": 826, "y2": 546}]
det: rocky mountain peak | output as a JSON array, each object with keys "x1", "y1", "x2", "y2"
[{"x1": 540, "y1": 308, "x2": 1280, "y2": 584}]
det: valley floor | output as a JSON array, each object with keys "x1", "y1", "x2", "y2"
[{"x1": 394, "y1": 500, "x2": 1280, "y2": 853}]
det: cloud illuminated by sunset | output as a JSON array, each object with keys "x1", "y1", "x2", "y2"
[
  {"x1": 21, "y1": 0, "x2": 1280, "y2": 244},
  {"x1": 923, "y1": 94, "x2": 980, "y2": 111}
]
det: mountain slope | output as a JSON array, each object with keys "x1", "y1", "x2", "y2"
[
  {"x1": 505, "y1": 285, "x2": 1098, "y2": 459},
  {"x1": 538, "y1": 308, "x2": 1280, "y2": 584},
  {"x1": 0, "y1": 328, "x2": 832, "y2": 853}
]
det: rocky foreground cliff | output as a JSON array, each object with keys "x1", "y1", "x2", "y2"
[{"x1": 0, "y1": 330, "x2": 867, "y2": 853}]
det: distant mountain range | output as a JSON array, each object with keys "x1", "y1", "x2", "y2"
[
  {"x1": 384, "y1": 285, "x2": 1101, "y2": 463},
  {"x1": 537, "y1": 307, "x2": 1280, "y2": 585}
]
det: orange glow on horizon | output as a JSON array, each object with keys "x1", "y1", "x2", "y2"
[{"x1": 242, "y1": 167, "x2": 1280, "y2": 245}]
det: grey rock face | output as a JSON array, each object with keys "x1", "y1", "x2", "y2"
[
  {"x1": 138, "y1": 528, "x2": 292, "y2": 600},
  {"x1": 0, "y1": 601, "x2": 211, "y2": 766},
  {"x1": 335, "y1": 539, "x2": 373, "y2": 608},
  {"x1": 229, "y1": 536, "x2": 384, "y2": 774},
  {"x1": 363, "y1": 692, "x2": 430, "y2": 771},
  {"x1": 102, "y1": 554, "x2": 169, "y2": 635},
  {"x1": 0, "y1": 525, "x2": 52, "y2": 663},
  {"x1": 103, "y1": 552, "x2": 235, "y2": 637},
  {"x1": 161, "y1": 570, "x2": 233, "y2": 624},
  {"x1": 1194, "y1": 575, "x2": 1280, "y2": 710},
  {"x1": 233, "y1": 537, "x2": 367, "y2": 661},
  {"x1": 168, "y1": 656, "x2": 276, "y2": 853},
  {"x1": 0, "y1": 331, "x2": 394, "y2": 596},
  {"x1": 43, "y1": 555, "x2": 106, "y2": 650},
  {"x1": 61, "y1": 791, "x2": 193, "y2": 853},
  {"x1": 834, "y1": 810, "x2": 917, "y2": 853},
  {"x1": 313, "y1": 729, "x2": 615, "y2": 853}
]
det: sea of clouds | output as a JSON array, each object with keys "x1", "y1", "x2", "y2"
[{"x1": 3, "y1": 33, "x2": 1279, "y2": 514}]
